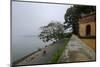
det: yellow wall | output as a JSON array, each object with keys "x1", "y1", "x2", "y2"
[
  {"x1": 81, "y1": 39, "x2": 96, "y2": 51},
  {"x1": 79, "y1": 22, "x2": 96, "y2": 37}
]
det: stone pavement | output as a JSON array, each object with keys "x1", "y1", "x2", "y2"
[{"x1": 58, "y1": 35, "x2": 96, "y2": 63}]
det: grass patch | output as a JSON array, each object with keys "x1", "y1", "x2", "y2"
[{"x1": 48, "y1": 38, "x2": 70, "y2": 64}]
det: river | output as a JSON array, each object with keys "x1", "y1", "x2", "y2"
[{"x1": 12, "y1": 35, "x2": 52, "y2": 62}]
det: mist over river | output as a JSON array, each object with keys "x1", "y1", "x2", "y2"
[
  {"x1": 12, "y1": 1, "x2": 71, "y2": 62},
  {"x1": 12, "y1": 35, "x2": 52, "y2": 62}
]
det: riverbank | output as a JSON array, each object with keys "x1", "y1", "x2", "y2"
[
  {"x1": 12, "y1": 49, "x2": 40, "y2": 65},
  {"x1": 12, "y1": 38, "x2": 70, "y2": 66},
  {"x1": 13, "y1": 43, "x2": 53, "y2": 65},
  {"x1": 12, "y1": 35, "x2": 96, "y2": 66}
]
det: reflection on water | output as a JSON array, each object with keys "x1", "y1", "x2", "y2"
[{"x1": 12, "y1": 35, "x2": 52, "y2": 62}]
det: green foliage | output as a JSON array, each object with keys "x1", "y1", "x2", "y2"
[
  {"x1": 48, "y1": 38, "x2": 70, "y2": 63},
  {"x1": 64, "y1": 5, "x2": 96, "y2": 35}
]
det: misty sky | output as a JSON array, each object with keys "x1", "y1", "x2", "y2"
[{"x1": 12, "y1": 1, "x2": 72, "y2": 36}]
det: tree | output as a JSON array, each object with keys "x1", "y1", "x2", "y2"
[
  {"x1": 64, "y1": 5, "x2": 96, "y2": 35},
  {"x1": 38, "y1": 21, "x2": 65, "y2": 42}
]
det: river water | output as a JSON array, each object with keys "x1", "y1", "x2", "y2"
[
  {"x1": 12, "y1": 1, "x2": 69, "y2": 62},
  {"x1": 12, "y1": 35, "x2": 52, "y2": 62}
]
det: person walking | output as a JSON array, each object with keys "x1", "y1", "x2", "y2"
[{"x1": 43, "y1": 50, "x2": 46, "y2": 55}]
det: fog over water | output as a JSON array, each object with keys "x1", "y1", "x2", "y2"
[{"x1": 12, "y1": 1, "x2": 71, "y2": 62}]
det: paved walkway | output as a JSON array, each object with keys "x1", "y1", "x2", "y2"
[
  {"x1": 16, "y1": 40, "x2": 65, "y2": 65},
  {"x1": 58, "y1": 35, "x2": 96, "y2": 63}
]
